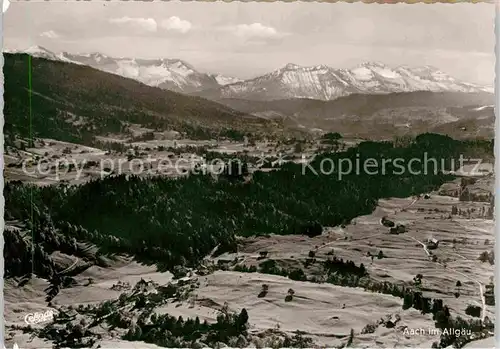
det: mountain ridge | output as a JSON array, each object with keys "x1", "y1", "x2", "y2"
[
  {"x1": 9, "y1": 46, "x2": 242, "y2": 94},
  {"x1": 9, "y1": 46, "x2": 492, "y2": 101},
  {"x1": 197, "y1": 62, "x2": 493, "y2": 101}
]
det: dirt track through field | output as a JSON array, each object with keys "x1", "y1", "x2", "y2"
[{"x1": 400, "y1": 196, "x2": 487, "y2": 322}]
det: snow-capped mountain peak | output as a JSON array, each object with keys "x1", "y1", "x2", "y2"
[
  {"x1": 23, "y1": 45, "x2": 64, "y2": 61},
  {"x1": 10, "y1": 46, "x2": 243, "y2": 93},
  {"x1": 64, "y1": 53, "x2": 242, "y2": 92},
  {"x1": 24, "y1": 45, "x2": 52, "y2": 55},
  {"x1": 202, "y1": 61, "x2": 492, "y2": 101},
  {"x1": 211, "y1": 74, "x2": 243, "y2": 86},
  {"x1": 9, "y1": 46, "x2": 83, "y2": 65}
]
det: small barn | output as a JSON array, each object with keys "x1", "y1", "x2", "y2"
[{"x1": 426, "y1": 238, "x2": 439, "y2": 250}]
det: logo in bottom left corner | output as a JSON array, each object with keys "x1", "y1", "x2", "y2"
[{"x1": 24, "y1": 310, "x2": 56, "y2": 325}]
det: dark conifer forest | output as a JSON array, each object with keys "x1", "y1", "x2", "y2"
[{"x1": 5, "y1": 133, "x2": 491, "y2": 277}]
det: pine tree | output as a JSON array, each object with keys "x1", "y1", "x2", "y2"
[
  {"x1": 237, "y1": 308, "x2": 249, "y2": 333},
  {"x1": 402, "y1": 292, "x2": 413, "y2": 310}
]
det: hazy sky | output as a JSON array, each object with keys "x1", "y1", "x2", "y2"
[{"x1": 4, "y1": 1, "x2": 494, "y2": 85}]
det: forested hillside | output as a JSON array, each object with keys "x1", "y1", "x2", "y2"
[
  {"x1": 3, "y1": 53, "x2": 276, "y2": 146},
  {"x1": 5, "y1": 134, "x2": 492, "y2": 276}
]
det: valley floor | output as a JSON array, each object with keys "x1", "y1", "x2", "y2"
[{"x1": 4, "y1": 180, "x2": 495, "y2": 348}]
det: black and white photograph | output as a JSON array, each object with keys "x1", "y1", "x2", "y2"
[{"x1": 2, "y1": 1, "x2": 496, "y2": 348}]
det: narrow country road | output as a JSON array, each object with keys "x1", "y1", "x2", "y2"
[
  {"x1": 410, "y1": 235, "x2": 486, "y2": 322},
  {"x1": 58, "y1": 256, "x2": 79, "y2": 275},
  {"x1": 400, "y1": 194, "x2": 487, "y2": 322}
]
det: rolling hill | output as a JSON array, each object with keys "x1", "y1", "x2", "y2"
[
  {"x1": 3, "y1": 53, "x2": 276, "y2": 145},
  {"x1": 218, "y1": 91, "x2": 495, "y2": 139}
]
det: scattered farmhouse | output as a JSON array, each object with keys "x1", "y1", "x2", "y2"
[{"x1": 426, "y1": 238, "x2": 439, "y2": 250}]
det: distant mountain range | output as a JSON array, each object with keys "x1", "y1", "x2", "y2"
[
  {"x1": 9, "y1": 46, "x2": 493, "y2": 101},
  {"x1": 198, "y1": 62, "x2": 493, "y2": 101}
]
